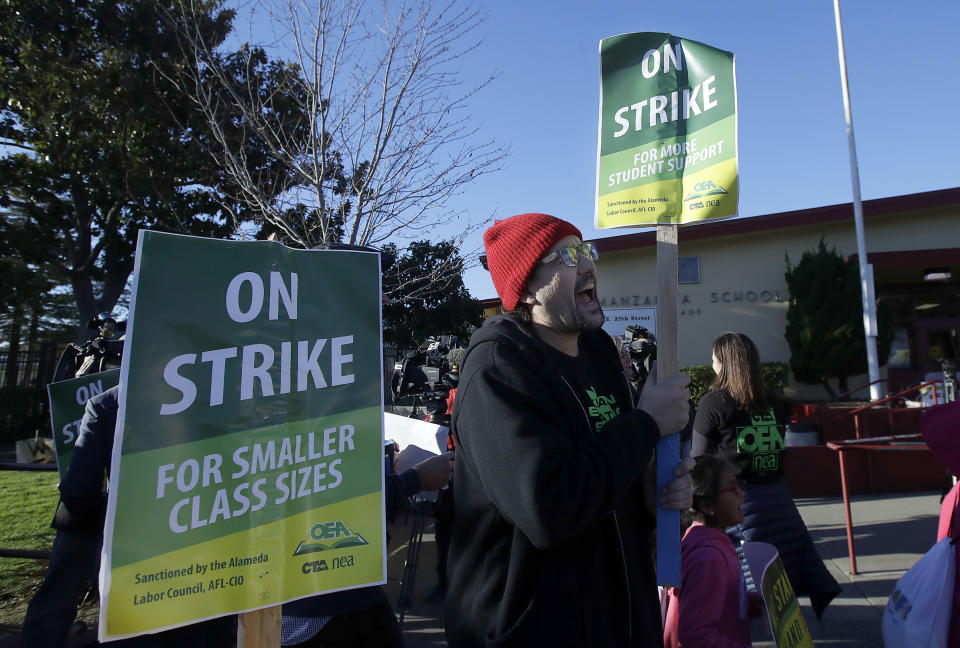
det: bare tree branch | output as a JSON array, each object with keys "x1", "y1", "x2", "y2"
[{"x1": 166, "y1": 0, "x2": 505, "y2": 301}]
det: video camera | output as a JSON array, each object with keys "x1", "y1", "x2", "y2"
[
  {"x1": 391, "y1": 335, "x2": 464, "y2": 424},
  {"x1": 624, "y1": 325, "x2": 656, "y2": 386},
  {"x1": 52, "y1": 314, "x2": 126, "y2": 382}
]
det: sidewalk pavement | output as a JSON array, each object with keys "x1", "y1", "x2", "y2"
[
  {"x1": 389, "y1": 490, "x2": 946, "y2": 648},
  {"x1": 1, "y1": 490, "x2": 944, "y2": 647}
]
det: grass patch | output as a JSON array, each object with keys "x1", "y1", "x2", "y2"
[{"x1": 0, "y1": 470, "x2": 98, "y2": 629}]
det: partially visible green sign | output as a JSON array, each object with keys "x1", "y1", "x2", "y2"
[
  {"x1": 99, "y1": 231, "x2": 385, "y2": 641},
  {"x1": 745, "y1": 541, "x2": 814, "y2": 648},
  {"x1": 596, "y1": 32, "x2": 738, "y2": 227},
  {"x1": 46, "y1": 369, "x2": 121, "y2": 480}
]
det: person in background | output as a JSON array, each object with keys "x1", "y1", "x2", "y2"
[
  {"x1": 692, "y1": 332, "x2": 841, "y2": 619},
  {"x1": 446, "y1": 212, "x2": 694, "y2": 647},
  {"x1": 663, "y1": 454, "x2": 762, "y2": 647},
  {"x1": 22, "y1": 386, "x2": 234, "y2": 647},
  {"x1": 280, "y1": 449, "x2": 453, "y2": 648},
  {"x1": 921, "y1": 399, "x2": 960, "y2": 648},
  {"x1": 614, "y1": 335, "x2": 641, "y2": 404}
]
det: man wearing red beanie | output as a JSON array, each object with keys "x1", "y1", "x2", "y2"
[{"x1": 445, "y1": 213, "x2": 693, "y2": 647}]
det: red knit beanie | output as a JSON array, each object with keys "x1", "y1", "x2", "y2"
[{"x1": 483, "y1": 213, "x2": 582, "y2": 311}]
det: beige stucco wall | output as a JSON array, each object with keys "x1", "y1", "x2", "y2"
[{"x1": 595, "y1": 202, "x2": 959, "y2": 399}]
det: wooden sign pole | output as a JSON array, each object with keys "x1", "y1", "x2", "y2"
[
  {"x1": 238, "y1": 605, "x2": 281, "y2": 646},
  {"x1": 655, "y1": 223, "x2": 681, "y2": 586}
]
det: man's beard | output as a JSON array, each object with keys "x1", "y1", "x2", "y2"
[{"x1": 553, "y1": 302, "x2": 604, "y2": 334}]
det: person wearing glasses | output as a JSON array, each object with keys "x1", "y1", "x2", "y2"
[
  {"x1": 662, "y1": 455, "x2": 762, "y2": 648},
  {"x1": 444, "y1": 213, "x2": 694, "y2": 647},
  {"x1": 692, "y1": 332, "x2": 841, "y2": 620}
]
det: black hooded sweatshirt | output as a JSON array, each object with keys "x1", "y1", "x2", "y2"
[{"x1": 444, "y1": 315, "x2": 664, "y2": 647}]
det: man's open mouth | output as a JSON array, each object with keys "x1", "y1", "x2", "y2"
[{"x1": 576, "y1": 281, "x2": 597, "y2": 305}]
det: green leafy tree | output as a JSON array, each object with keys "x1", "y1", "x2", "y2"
[
  {"x1": 382, "y1": 240, "x2": 483, "y2": 350},
  {"x1": 0, "y1": 0, "x2": 304, "y2": 339},
  {"x1": 784, "y1": 238, "x2": 895, "y2": 398}
]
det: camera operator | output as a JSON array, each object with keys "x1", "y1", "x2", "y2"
[
  {"x1": 389, "y1": 338, "x2": 463, "y2": 602},
  {"x1": 425, "y1": 346, "x2": 464, "y2": 601},
  {"x1": 52, "y1": 315, "x2": 126, "y2": 383},
  {"x1": 624, "y1": 325, "x2": 657, "y2": 389}
]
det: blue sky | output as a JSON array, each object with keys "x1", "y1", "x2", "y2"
[
  {"x1": 447, "y1": 1, "x2": 960, "y2": 299},
  {"x1": 237, "y1": 1, "x2": 960, "y2": 300}
]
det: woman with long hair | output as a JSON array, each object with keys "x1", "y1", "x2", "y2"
[{"x1": 692, "y1": 332, "x2": 841, "y2": 620}]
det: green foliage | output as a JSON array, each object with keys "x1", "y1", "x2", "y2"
[
  {"x1": 761, "y1": 362, "x2": 790, "y2": 395},
  {"x1": 784, "y1": 239, "x2": 895, "y2": 396},
  {"x1": 0, "y1": 0, "x2": 302, "y2": 335},
  {"x1": 681, "y1": 365, "x2": 715, "y2": 407},
  {"x1": 381, "y1": 240, "x2": 484, "y2": 350},
  {"x1": 0, "y1": 470, "x2": 61, "y2": 626},
  {"x1": 682, "y1": 362, "x2": 790, "y2": 409},
  {"x1": 0, "y1": 386, "x2": 49, "y2": 443}
]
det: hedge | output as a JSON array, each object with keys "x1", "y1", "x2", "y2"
[{"x1": 681, "y1": 362, "x2": 789, "y2": 408}]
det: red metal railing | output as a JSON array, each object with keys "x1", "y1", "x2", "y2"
[
  {"x1": 829, "y1": 378, "x2": 888, "y2": 402},
  {"x1": 825, "y1": 434, "x2": 930, "y2": 574},
  {"x1": 820, "y1": 377, "x2": 954, "y2": 574},
  {"x1": 844, "y1": 379, "x2": 944, "y2": 439}
]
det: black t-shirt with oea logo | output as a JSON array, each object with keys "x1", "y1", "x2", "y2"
[
  {"x1": 545, "y1": 341, "x2": 629, "y2": 435},
  {"x1": 692, "y1": 390, "x2": 787, "y2": 482}
]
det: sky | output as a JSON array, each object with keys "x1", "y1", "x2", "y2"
[{"x1": 238, "y1": 1, "x2": 960, "y2": 301}]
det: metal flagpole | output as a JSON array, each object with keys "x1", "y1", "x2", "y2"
[{"x1": 833, "y1": 0, "x2": 882, "y2": 401}]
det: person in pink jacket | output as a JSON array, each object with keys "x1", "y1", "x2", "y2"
[
  {"x1": 664, "y1": 455, "x2": 762, "y2": 647},
  {"x1": 923, "y1": 399, "x2": 960, "y2": 648}
]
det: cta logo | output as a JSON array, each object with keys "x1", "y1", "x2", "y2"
[
  {"x1": 293, "y1": 520, "x2": 368, "y2": 556},
  {"x1": 683, "y1": 180, "x2": 728, "y2": 202}
]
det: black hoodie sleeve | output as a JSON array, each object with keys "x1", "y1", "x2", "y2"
[{"x1": 453, "y1": 338, "x2": 660, "y2": 549}]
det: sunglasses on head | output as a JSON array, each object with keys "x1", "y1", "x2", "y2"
[{"x1": 540, "y1": 242, "x2": 599, "y2": 267}]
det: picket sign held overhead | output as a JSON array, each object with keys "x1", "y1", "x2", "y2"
[{"x1": 596, "y1": 32, "x2": 738, "y2": 586}]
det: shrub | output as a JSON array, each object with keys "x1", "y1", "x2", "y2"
[
  {"x1": 0, "y1": 387, "x2": 49, "y2": 445},
  {"x1": 681, "y1": 362, "x2": 790, "y2": 409}
]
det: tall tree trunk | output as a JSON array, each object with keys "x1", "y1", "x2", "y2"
[
  {"x1": 820, "y1": 377, "x2": 838, "y2": 401},
  {"x1": 71, "y1": 271, "x2": 100, "y2": 344}
]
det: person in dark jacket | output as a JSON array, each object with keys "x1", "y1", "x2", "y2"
[
  {"x1": 692, "y1": 332, "x2": 841, "y2": 620},
  {"x1": 445, "y1": 213, "x2": 694, "y2": 647},
  {"x1": 280, "y1": 449, "x2": 453, "y2": 647},
  {"x1": 22, "y1": 386, "x2": 234, "y2": 647}
]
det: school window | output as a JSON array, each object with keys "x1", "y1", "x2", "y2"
[{"x1": 678, "y1": 256, "x2": 701, "y2": 284}]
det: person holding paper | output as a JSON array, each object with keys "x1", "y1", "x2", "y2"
[
  {"x1": 444, "y1": 213, "x2": 693, "y2": 647},
  {"x1": 692, "y1": 332, "x2": 841, "y2": 619},
  {"x1": 280, "y1": 449, "x2": 453, "y2": 648}
]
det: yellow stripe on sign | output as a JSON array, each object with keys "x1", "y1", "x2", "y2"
[
  {"x1": 596, "y1": 157, "x2": 738, "y2": 227},
  {"x1": 105, "y1": 491, "x2": 384, "y2": 637}
]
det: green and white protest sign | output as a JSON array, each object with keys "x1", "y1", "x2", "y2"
[
  {"x1": 744, "y1": 541, "x2": 814, "y2": 648},
  {"x1": 595, "y1": 31, "x2": 738, "y2": 587},
  {"x1": 596, "y1": 32, "x2": 738, "y2": 227},
  {"x1": 99, "y1": 231, "x2": 384, "y2": 640},
  {"x1": 47, "y1": 369, "x2": 121, "y2": 480}
]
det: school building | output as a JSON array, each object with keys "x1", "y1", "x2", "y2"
[{"x1": 480, "y1": 186, "x2": 960, "y2": 403}]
